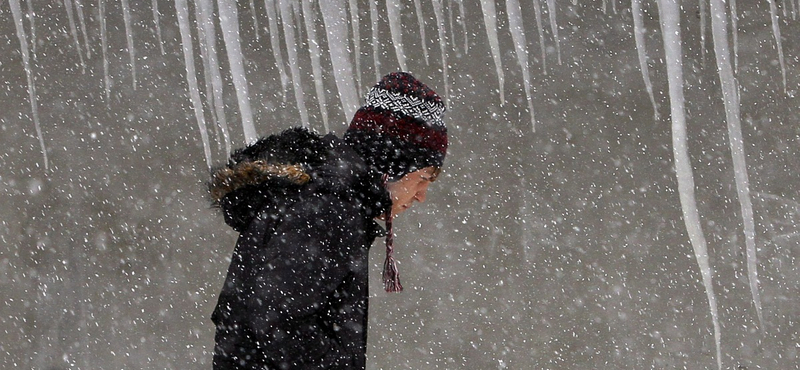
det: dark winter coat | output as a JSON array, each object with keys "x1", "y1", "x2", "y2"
[{"x1": 209, "y1": 129, "x2": 389, "y2": 370}]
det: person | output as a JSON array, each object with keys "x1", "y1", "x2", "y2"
[{"x1": 208, "y1": 72, "x2": 448, "y2": 369}]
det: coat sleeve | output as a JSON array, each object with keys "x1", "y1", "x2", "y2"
[{"x1": 242, "y1": 195, "x2": 365, "y2": 368}]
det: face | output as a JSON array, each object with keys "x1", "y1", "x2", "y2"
[{"x1": 386, "y1": 167, "x2": 439, "y2": 217}]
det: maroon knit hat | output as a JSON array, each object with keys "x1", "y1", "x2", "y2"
[
  {"x1": 344, "y1": 72, "x2": 447, "y2": 181},
  {"x1": 344, "y1": 72, "x2": 447, "y2": 293}
]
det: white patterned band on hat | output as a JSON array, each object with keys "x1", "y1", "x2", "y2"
[{"x1": 365, "y1": 87, "x2": 446, "y2": 127}]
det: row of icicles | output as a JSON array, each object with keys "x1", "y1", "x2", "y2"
[{"x1": 9, "y1": 1, "x2": 796, "y2": 369}]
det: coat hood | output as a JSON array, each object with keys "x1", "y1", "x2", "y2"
[{"x1": 209, "y1": 128, "x2": 389, "y2": 232}]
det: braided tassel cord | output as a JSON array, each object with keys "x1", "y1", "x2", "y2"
[{"x1": 382, "y1": 174, "x2": 403, "y2": 292}]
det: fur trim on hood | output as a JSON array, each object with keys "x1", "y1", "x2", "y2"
[
  {"x1": 209, "y1": 161, "x2": 310, "y2": 204},
  {"x1": 208, "y1": 128, "x2": 388, "y2": 232}
]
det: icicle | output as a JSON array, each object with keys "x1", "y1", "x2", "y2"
[
  {"x1": 347, "y1": 0, "x2": 363, "y2": 92},
  {"x1": 730, "y1": 0, "x2": 739, "y2": 73},
  {"x1": 532, "y1": 0, "x2": 548, "y2": 74},
  {"x1": 63, "y1": 0, "x2": 86, "y2": 73},
  {"x1": 264, "y1": 0, "x2": 289, "y2": 102},
  {"x1": 385, "y1": 0, "x2": 408, "y2": 71},
  {"x1": 632, "y1": 0, "x2": 659, "y2": 121},
  {"x1": 175, "y1": 0, "x2": 212, "y2": 168},
  {"x1": 413, "y1": 0, "x2": 429, "y2": 64},
  {"x1": 505, "y1": 0, "x2": 536, "y2": 130},
  {"x1": 300, "y1": 0, "x2": 330, "y2": 132},
  {"x1": 431, "y1": 0, "x2": 450, "y2": 101},
  {"x1": 74, "y1": 0, "x2": 90, "y2": 58},
  {"x1": 657, "y1": 1, "x2": 722, "y2": 369},
  {"x1": 197, "y1": 0, "x2": 231, "y2": 155},
  {"x1": 479, "y1": 0, "x2": 505, "y2": 104},
  {"x1": 766, "y1": 0, "x2": 788, "y2": 93},
  {"x1": 25, "y1": 0, "x2": 37, "y2": 57},
  {"x1": 195, "y1": 0, "x2": 220, "y2": 148},
  {"x1": 369, "y1": 0, "x2": 381, "y2": 81},
  {"x1": 545, "y1": 0, "x2": 561, "y2": 65},
  {"x1": 152, "y1": 0, "x2": 166, "y2": 55},
  {"x1": 456, "y1": 0, "x2": 468, "y2": 52},
  {"x1": 447, "y1": 0, "x2": 455, "y2": 55},
  {"x1": 218, "y1": 0, "x2": 258, "y2": 143},
  {"x1": 99, "y1": 0, "x2": 111, "y2": 101},
  {"x1": 121, "y1": 0, "x2": 137, "y2": 90},
  {"x1": 291, "y1": 0, "x2": 302, "y2": 31},
  {"x1": 699, "y1": 0, "x2": 707, "y2": 66},
  {"x1": 250, "y1": 0, "x2": 260, "y2": 41},
  {"x1": 278, "y1": 0, "x2": 309, "y2": 127},
  {"x1": 709, "y1": 0, "x2": 764, "y2": 332},
  {"x1": 10, "y1": 0, "x2": 48, "y2": 170},
  {"x1": 320, "y1": 0, "x2": 360, "y2": 120}
]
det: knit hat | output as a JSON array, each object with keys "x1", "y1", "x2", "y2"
[
  {"x1": 344, "y1": 72, "x2": 448, "y2": 293},
  {"x1": 344, "y1": 72, "x2": 447, "y2": 181}
]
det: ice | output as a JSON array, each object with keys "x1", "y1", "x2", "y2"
[
  {"x1": 532, "y1": 0, "x2": 548, "y2": 74},
  {"x1": 657, "y1": 1, "x2": 722, "y2": 369},
  {"x1": 632, "y1": 0, "x2": 659, "y2": 121},
  {"x1": 151, "y1": 0, "x2": 166, "y2": 55},
  {"x1": 25, "y1": 0, "x2": 36, "y2": 56},
  {"x1": 196, "y1": 0, "x2": 231, "y2": 155},
  {"x1": 479, "y1": 0, "x2": 505, "y2": 104},
  {"x1": 545, "y1": 0, "x2": 561, "y2": 65},
  {"x1": 369, "y1": 0, "x2": 381, "y2": 81},
  {"x1": 249, "y1": 0, "x2": 260, "y2": 41},
  {"x1": 731, "y1": 0, "x2": 739, "y2": 72},
  {"x1": 300, "y1": 0, "x2": 330, "y2": 132},
  {"x1": 505, "y1": 0, "x2": 536, "y2": 130},
  {"x1": 320, "y1": 0, "x2": 359, "y2": 120},
  {"x1": 175, "y1": 0, "x2": 212, "y2": 168},
  {"x1": 431, "y1": 0, "x2": 450, "y2": 100},
  {"x1": 767, "y1": 0, "x2": 787, "y2": 93},
  {"x1": 9, "y1": 0, "x2": 48, "y2": 170},
  {"x1": 264, "y1": 0, "x2": 289, "y2": 102},
  {"x1": 385, "y1": 0, "x2": 408, "y2": 71},
  {"x1": 447, "y1": 0, "x2": 455, "y2": 54},
  {"x1": 121, "y1": 0, "x2": 137, "y2": 90},
  {"x1": 63, "y1": 0, "x2": 86, "y2": 72},
  {"x1": 348, "y1": 0, "x2": 363, "y2": 92},
  {"x1": 699, "y1": 0, "x2": 707, "y2": 65},
  {"x1": 99, "y1": 0, "x2": 110, "y2": 100},
  {"x1": 278, "y1": 0, "x2": 310, "y2": 127},
  {"x1": 709, "y1": 0, "x2": 763, "y2": 330},
  {"x1": 74, "y1": 0, "x2": 90, "y2": 58},
  {"x1": 413, "y1": 0, "x2": 430, "y2": 64},
  {"x1": 456, "y1": 0, "x2": 468, "y2": 52},
  {"x1": 218, "y1": 0, "x2": 257, "y2": 143}
]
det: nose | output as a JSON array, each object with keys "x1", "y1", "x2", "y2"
[{"x1": 414, "y1": 184, "x2": 429, "y2": 203}]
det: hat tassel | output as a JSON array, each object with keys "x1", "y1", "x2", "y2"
[{"x1": 382, "y1": 175, "x2": 403, "y2": 293}]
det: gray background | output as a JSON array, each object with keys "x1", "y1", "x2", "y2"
[{"x1": 1, "y1": 0, "x2": 798, "y2": 369}]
